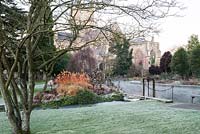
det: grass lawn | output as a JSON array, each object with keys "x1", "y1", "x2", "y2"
[
  {"x1": 34, "y1": 81, "x2": 51, "y2": 93},
  {"x1": 1, "y1": 101, "x2": 200, "y2": 134},
  {"x1": 0, "y1": 82, "x2": 48, "y2": 105}
]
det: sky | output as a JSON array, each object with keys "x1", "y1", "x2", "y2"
[
  {"x1": 16, "y1": 0, "x2": 200, "y2": 54},
  {"x1": 99, "y1": 0, "x2": 200, "y2": 54},
  {"x1": 157, "y1": 0, "x2": 200, "y2": 53}
]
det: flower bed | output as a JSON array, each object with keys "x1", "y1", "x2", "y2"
[{"x1": 33, "y1": 71, "x2": 124, "y2": 108}]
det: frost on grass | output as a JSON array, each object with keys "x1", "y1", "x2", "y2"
[{"x1": 1, "y1": 101, "x2": 200, "y2": 134}]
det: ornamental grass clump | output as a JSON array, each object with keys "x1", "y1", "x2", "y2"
[{"x1": 55, "y1": 71, "x2": 93, "y2": 96}]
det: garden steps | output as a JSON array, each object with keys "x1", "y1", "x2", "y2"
[
  {"x1": 144, "y1": 96, "x2": 173, "y2": 103},
  {"x1": 126, "y1": 94, "x2": 173, "y2": 103},
  {"x1": 124, "y1": 95, "x2": 143, "y2": 102}
]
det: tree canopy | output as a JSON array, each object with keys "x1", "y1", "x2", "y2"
[
  {"x1": 190, "y1": 45, "x2": 200, "y2": 77},
  {"x1": 171, "y1": 48, "x2": 189, "y2": 79},
  {"x1": 52, "y1": 53, "x2": 71, "y2": 76},
  {"x1": 187, "y1": 34, "x2": 200, "y2": 51},
  {"x1": 185, "y1": 34, "x2": 200, "y2": 77},
  {"x1": 110, "y1": 36, "x2": 133, "y2": 76}
]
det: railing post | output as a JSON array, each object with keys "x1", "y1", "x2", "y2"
[
  {"x1": 153, "y1": 79, "x2": 155, "y2": 97},
  {"x1": 143, "y1": 78, "x2": 145, "y2": 96},
  {"x1": 171, "y1": 86, "x2": 174, "y2": 102},
  {"x1": 147, "y1": 78, "x2": 150, "y2": 97}
]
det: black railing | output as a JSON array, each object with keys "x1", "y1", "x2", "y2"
[{"x1": 142, "y1": 77, "x2": 174, "y2": 101}]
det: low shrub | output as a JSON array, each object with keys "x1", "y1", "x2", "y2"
[
  {"x1": 101, "y1": 92, "x2": 124, "y2": 102},
  {"x1": 76, "y1": 90, "x2": 98, "y2": 104},
  {"x1": 110, "y1": 92, "x2": 124, "y2": 101},
  {"x1": 34, "y1": 91, "x2": 124, "y2": 109},
  {"x1": 41, "y1": 96, "x2": 77, "y2": 109},
  {"x1": 149, "y1": 65, "x2": 161, "y2": 75},
  {"x1": 92, "y1": 85, "x2": 114, "y2": 95},
  {"x1": 127, "y1": 64, "x2": 142, "y2": 77},
  {"x1": 159, "y1": 72, "x2": 174, "y2": 80}
]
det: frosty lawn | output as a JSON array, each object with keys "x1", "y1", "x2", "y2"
[{"x1": 1, "y1": 101, "x2": 200, "y2": 134}]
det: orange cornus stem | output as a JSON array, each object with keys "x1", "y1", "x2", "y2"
[
  {"x1": 55, "y1": 71, "x2": 91, "y2": 87},
  {"x1": 55, "y1": 71, "x2": 93, "y2": 96}
]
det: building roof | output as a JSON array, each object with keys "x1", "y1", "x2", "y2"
[
  {"x1": 130, "y1": 37, "x2": 147, "y2": 44},
  {"x1": 57, "y1": 32, "x2": 73, "y2": 41}
]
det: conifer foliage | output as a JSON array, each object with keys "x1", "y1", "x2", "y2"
[
  {"x1": 110, "y1": 37, "x2": 133, "y2": 76},
  {"x1": 171, "y1": 48, "x2": 189, "y2": 79}
]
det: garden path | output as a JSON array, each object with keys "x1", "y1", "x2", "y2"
[
  {"x1": 170, "y1": 103, "x2": 200, "y2": 110},
  {"x1": 113, "y1": 80, "x2": 200, "y2": 103}
]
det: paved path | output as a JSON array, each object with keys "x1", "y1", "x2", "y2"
[
  {"x1": 170, "y1": 103, "x2": 200, "y2": 110},
  {"x1": 113, "y1": 80, "x2": 200, "y2": 103}
]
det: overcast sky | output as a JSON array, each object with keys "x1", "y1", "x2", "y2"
[
  {"x1": 157, "y1": 0, "x2": 200, "y2": 53},
  {"x1": 103, "y1": 0, "x2": 198, "y2": 54},
  {"x1": 17, "y1": 0, "x2": 199, "y2": 54}
]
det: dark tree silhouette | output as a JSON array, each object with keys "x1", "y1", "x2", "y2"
[{"x1": 160, "y1": 51, "x2": 172, "y2": 73}]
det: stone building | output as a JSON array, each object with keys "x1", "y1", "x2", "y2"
[
  {"x1": 54, "y1": 5, "x2": 161, "y2": 71},
  {"x1": 130, "y1": 37, "x2": 161, "y2": 70},
  {"x1": 54, "y1": 6, "x2": 121, "y2": 72},
  {"x1": 54, "y1": 27, "x2": 118, "y2": 73}
]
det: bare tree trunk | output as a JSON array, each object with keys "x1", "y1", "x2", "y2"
[
  {"x1": 22, "y1": 111, "x2": 31, "y2": 134},
  {"x1": 0, "y1": 59, "x2": 22, "y2": 134},
  {"x1": 11, "y1": 124, "x2": 23, "y2": 134},
  {"x1": 43, "y1": 72, "x2": 48, "y2": 91},
  {"x1": 6, "y1": 108, "x2": 21, "y2": 134},
  {"x1": 8, "y1": 112, "x2": 31, "y2": 134},
  {"x1": 2, "y1": 91, "x2": 23, "y2": 134}
]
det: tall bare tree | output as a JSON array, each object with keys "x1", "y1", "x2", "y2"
[{"x1": 0, "y1": 0, "x2": 182, "y2": 133}]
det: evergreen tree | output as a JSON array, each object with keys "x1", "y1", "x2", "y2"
[
  {"x1": 187, "y1": 34, "x2": 200, "y2": 51},
  {"x1": 0, "y1": 0, "x2": 26, "y2": 43},
  {"x1": 190, "y1": 45, "x2": 200, "y2": 77},
  {"x1": 186, "y1": 34, "x2": 200, "y2": 77},
  {"x1": 110, "y1": 36, "x2": 133, "y2": 76},
  {"x1": 34, "y1": 3, "x2": 56, "y2": 70},
  {"x1": 171, "y1": 48, "x2": 189, "y2": 79},
  {"x1": 52, "y1": 53, "x2": 71, "y2": 76},
  {"x1": 160, "y1": 51, "x2": 172, "y2": 73}
]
